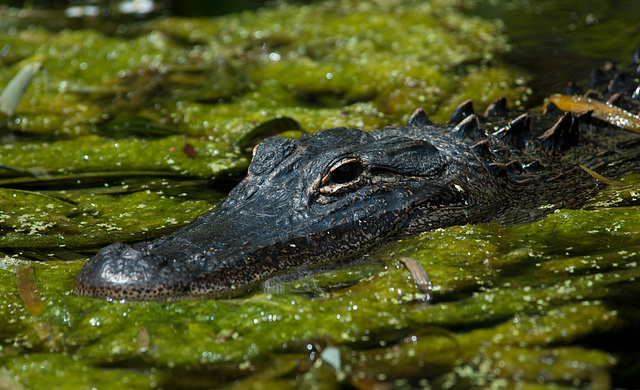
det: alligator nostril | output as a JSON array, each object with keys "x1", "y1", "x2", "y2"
[{"x1": 120, "y1": 246, "x2": 141, "y2": 260}]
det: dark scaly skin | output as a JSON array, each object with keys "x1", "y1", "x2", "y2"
[{"x1": 75, "y1": 67, "x2": 640, "y2": 301}]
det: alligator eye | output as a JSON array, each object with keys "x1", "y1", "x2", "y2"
[{"x1": 329, "y1": 160, "x2": 362, "y2": 184}]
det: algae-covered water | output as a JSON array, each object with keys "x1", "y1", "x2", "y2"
[{"x1": 1, "y1": 0, "x2": 639, "y2": 388}]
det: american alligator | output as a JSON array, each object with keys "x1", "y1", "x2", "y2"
[{"x1": 75, "y1": 64, "x2": 640, "y2": 301}]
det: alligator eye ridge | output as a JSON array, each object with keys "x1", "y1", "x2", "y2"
[{"x1": 329, "y1": 160, "x2": 362, "y2": 184}]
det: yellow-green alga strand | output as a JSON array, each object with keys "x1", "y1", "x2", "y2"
[
  {"x1": 587, "y1": 172, "x2": 640, "y2": 208},
  {"x1": 328, "y1": 305, "x2": 615, "y2": 387},
  {"x1": 508, "y1": 207, "x2": 640, "y2": 256},
  {"x1": 0, "y1": 27, "x2": 204, "y2": 137},
  {"x1": 147, "y1": 0, "x2": 523, "y2": 127},
  {"x1": 477, "y1": 346, "x2": 615, "y2": 386},
  {"x1": 0, "y1": 264, "x2": 31, "y2": 340},
  {"x1": 441, "y1": 346, "x2": 614, "y2": 388},
  {"x1": 0, "y1": 189, "x2": 217, "y2": 249},
  {"x1": 3, "y1": 353, "x2": 153, "y2": 390},
  {"x1": 457, "y1": 304, "x2": 619, "y2": 356},
  {"x1": 333, "y1": 332, "x2": 459, "y2": 383},
  {"x1": 6, "y1": 92, "x2": 105, "y2": 137},
  {"x1": 31, "y1": 29, "x2": 192, "y2": 86},
  {"x1": 402, "y1": 265, "x2": 638, "y2": 327},
  {"x1": 429, "y1": 304, "x2": 617, "y2": 388},
  {"x1": 171, "y1": 89, "x2": 388, "y2": 140},
  {"x1": 0, "y1": 135, "x2": 248, "y2": 178}
]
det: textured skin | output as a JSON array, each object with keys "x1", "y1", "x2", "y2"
[{"x1": 74, "y1": 98, "x2": 640, "y2": 300}]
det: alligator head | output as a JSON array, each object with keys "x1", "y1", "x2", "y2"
[
  {"x1": 75, "y1": 119, "x2": 507, "y2": 300},
  {"x1": 75, "y1": 62, "x2": 640, "y2": 300}
]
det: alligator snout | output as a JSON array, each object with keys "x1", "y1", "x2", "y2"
[{"x1": 74, "y1": 241, "x2": 189, "y2": 300}]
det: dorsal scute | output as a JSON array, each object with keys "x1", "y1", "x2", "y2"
[
  {"x1": 406, "y1": 107, "x2": 433, "y2": 127},
  {"x1": 505, "y1": 160, "x2": 524, "y2": 173},
  {"x1": 566, "y1": 81, "x2": 581, "y2": 96},
  {"x1": 471, "y1": 139, "x2": 491, "y2": 159},
  {"x1": 487, "y1": 162, "x2": 507, "y2": 177},
  {"x1": 448, "y1": 99, "x2": 476, "y2": 125},
  {"x1": 538, "y1": 112, "x2": 580, "y2": 152},
  {"x1": 450, "y1": 114, "x2": 485, "y2": 140},
  {"x1": 484, "y1": 97, "x2": 510, "y2": 118},
  {"x1": 492, "y1": 113, "x2": 532, "y2": 149},
  {"x1": 590, "y1": 67, "x2": 607, "y2": 88},
  {"x1": 576, "y1": 110, "x2": 593, "y2": 128},
  {"x1": 523, "y1": 160, "x2": 543, "y2": 173},
  {"x1": 543, "y1": 101, "x2": 564, "y2": 116}
]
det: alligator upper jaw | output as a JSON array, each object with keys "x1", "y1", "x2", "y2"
[
  {"x1": 73, "y1": 171, "x2": 440, "y2": 301},
  {"x1": 73, "y1": 199, "x2": 412, "y2": 301}
]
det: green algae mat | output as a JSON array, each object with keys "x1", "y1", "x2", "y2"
[{"x1": 1, "y1": 0, "x2": 639, "y2": 388}]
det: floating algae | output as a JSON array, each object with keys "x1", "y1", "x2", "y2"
[{"x1": 1, "y1": 0, "x2": 639, "y2": 388}]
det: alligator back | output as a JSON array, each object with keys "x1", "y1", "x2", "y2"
[{"x1": 391, "y1": 94, "x2": 640, "y2": 227}]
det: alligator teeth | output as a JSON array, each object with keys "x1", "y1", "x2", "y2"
[
  {"x1": 448, "y1": 98, "x2": 475, "y2": 124},
  {"x1": 484, "y1": 97, "x2": 509, "y2": 117},
  {"x1": 451, "y1": 114, "x2": 485, "y2": 140},
  {"x1": 632, "y1": 44, "x2": 640, "y2": 68},
  {"x1": 487, "y1": 160, "x2": 526, "y2": 177},
  {"x1": 406, "y1": 107, "x2": 433, "y2": 127},
  {"x1": 537, "y1": 112, "x2": 579, "y2": 152},
  {"x1": 493, "y1": 112, "x2": 531, "y2": 149}
]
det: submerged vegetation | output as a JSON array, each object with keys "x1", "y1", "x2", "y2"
[{"x1": 0, "y1": 0, "x2": 639, "y2": 388}]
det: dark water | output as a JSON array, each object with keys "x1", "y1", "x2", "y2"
[{"x1": 476, "y1": 0, "x2": 640, "y2": 101}]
